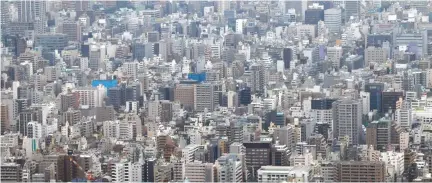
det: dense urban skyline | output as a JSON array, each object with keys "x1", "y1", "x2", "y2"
[{"x1": 1, "y1": 0, "x2": 432, "y2": 182}]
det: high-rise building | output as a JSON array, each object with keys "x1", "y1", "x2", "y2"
[
  {"x1": 273, "y1": 125, "x2": 296, "y2": 150},
  {"x1": 395, "y1": 100, "x2": 412, "y2": 129},
  {"x1": 60, "y1": 92, "x2": 79, "y2": 112},
  {"x1": 394, "y1": 32, "x2": 424, "y2": 59},
  {"x1": 324, "y1": 8, "x2": 341, "y2": 33},
  {"x1": 216, "y1": 154, "x2": 244, "y2": 182},
  {"x1": 26, "y1": 121, "x2": 42, "y2": 138},
  {"x1": 250, "y1": 64, "x2": 265, "y2": 94},
  {"x1": 311, "y1": 98, "x2": 336, "y2": 110},
  {"x1": 18, "y1": 109, "x2": 36, "y2": 136},
  {"x1": 360, "y1": 91, "x2": 370, "y2": 115},
  {"x1": 73, "y1": 87, "x2": 104, "y2": 108},
  {"x1": 111, "y1": 163, "x2": 125, "y2": 182},
  {"x1": 381, "y1": 91, "x2": 404, "y2": 114},
  {"x1": 1, "y1": 163, "x2": 23, "y2": 182},
  {"x1": 194, "y1": 83, "x2": 214, "y2": 112},
  {"x1": 1, "y1": 2, "x2": 10, "y2": 31},
  {"x1": 365, "y1": 83, "x2": 385, "y2": 113},
  {"x1": 16, "y1": 0, "x2": 47, "y2": 34},
  {"x1": 1, "y1": 104, "x2": 10, "y2": 134},
  {"x1": 56, "y1": 155, "x2": 84, "y2": 182},
  {"x1": 35, "y1": 34, "x2": 68, "y2": 52},
  {"x1": 365, "y1": 46, "x2": 388, "y2": 66},
  {"x1": 307, "y1": 134, "x2": 329, "y2": 159},
  {"x1": 271, "y1": 144, "x2": 291, "y2": 166},
  {"x1": 334, "y1": 161, "x2": 385, "y2": 182},
  {"x1": 327, "y1": 46, "x2": 342, "y2": 68},
  {"x1": 182, "y1": 144, "x2": 201, "y2": 163},
  {"x1": 239, "y1": 87, "x2": 252, "y2": 106},
  {"x1": 229, "y1": 120, "x2": 244, "y2": 145},
  {"x1": 345, "y1": 0, "x2": 360, "y2": 21},
  {"x1": 332, "y1": 99, "x2": 362, "y2": 145},
  {"x1": 174, "y1": 83, "x2": 195, "y2": 111},
  {"x1": 366, "y1": 118, "x2": 392, "y2": 151},
  {"x1": 305, "y1": 4, "x2": 324, "y2": 25},
  {"x1": 62, "y1": 108, "x2": 81, "y2": 126},
  {"x1": 257, "y1": 166, "x2": 313, "y2": 182},
  {"x1": 132, "y1": 41, "x2": 154, "y2": 61},
  {"x1": 184, "y1": 161, "x2": 214, "y2": 182},
  {"x1": 89, "y1": 45, "x2": 101, "y2": 71},
  {"x1": 282, "y1": 48, "x2": 293, "y2": 69},
  {"x1": 62, "y1": 20, "x2": 81, "y2": 42},
  {"x1": 243, "y1": 142, "x2": 272, "y2": 181}
]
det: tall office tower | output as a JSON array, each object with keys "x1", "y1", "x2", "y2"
[
  {"x1": 381, "y1": 91, "x2": 404, "y2": 114},
  {"x1": 360, "y1": 91, "x2": 370, "y2": 115},
  {"x1": 26, "y1": 121, "x2": 42, "y2": 138},
  {"x1": 257, "y1": 166, "x2": 314, "y2": 182},
  {"x1": 311, "y1": 98, "x2": 336, "y2": 125},
  {"x1": 56, "y1": 155, "x2": 85, "y2": 182},
  {"x1": 17, "y1": 0, "x2": 47, "y2": 34},
  {"x1": 62, "y1": 20, "x2": 80, "y2": 42},
  {"x1": 229, "y1": 120, "x2": 244, "y2": 144},
  {"x1": 282, "y1": 48, "x2": 293, "y2": 69},
  {"x1": 62, "y1": 108, "x2": 81, "y2": 126},
  {"x1": 395, "y1": 100, "x2": 412, "y2": 129},
  {"x1": 239, "y1": 87, "x2": 252, "y2": 106},
  {"x1": 324, "y1": 8, "x2": 341, "y2": 34},
  {"x1": 34, "y1": 34, "x2": 68, "y2": 52},
  {"x1": 74, "y1": 87, "x2": 104, "y2": 108},
  {"x1": 271, "y1": 144, "x2": 290, "y2": 166},
  {"x1": 286, "y1": 1, "x2": 307, "y2": 21},
  {"x1": 305, "y1": 4, "x2": 324, "y2": 25},
  {"x1": 366, "y1": 118, "x2": 391, "y2": 151},
  {"x1": 122, "y1": 61, "x2": 138, "y2": 80},
  {"x1": 111, "y1": 163, "x2": 125, "y2": 182},
  {"x1": 107, "y1": 87, "x2": 121, "y2": 110},
  {"x1": 182, "y1": 144, "x2": 200, "y2": 163},
  {"x1": 243, "y1": 142, "x2": 272, "y2": 181},
  {"x1": 273, "y1": 125, "x2": 296, "y2": 150},
  {"x1": 18, "y1": 109, "x2": 37, "y2": 136},
  {"x1": 332, "y1": 99, "x2": 362, "y2": 145},
  {"x1": 1, "y1": 163, "x2": 23, "y2": 182},
  {"x1": 217, "y1": 0, "x2": 230, "y2": 14},
  {"x1": 147, "y1": 100, "x2": 160, "y2": 120},
  {"x1": 1, "y1": 2, "x2": 10, "y2": 31},
  {"x1": 132, "y1": 41, "x2": 154, "y2": 61},
  {"x1": 60, "y1": 92, "x2": 79, "y2": 112},
  {"x1": 365, "y1": 83, "x2": 385, "y2": 113},
  {"x1": 159, "y1": 101, "x2": 173, "y2": 122},
  {"x1": 89, "y1": 45, "x2": 101, "y2": 71},
  {"x1": 327, "y1": 46, "x2": 343, "y2": 68},
  {"x1": 334, "y1": 161, "x2": 385, "y2": 182},
  {"x1": 216, "y1": 154, "x2": 244, "y2": 182},
  {"x1": 307, "y1": 134, "x2": 329, "y2": 159},
  {"x1": 1, "y1": 104, "x2": 10, "y2": 134},
  {"x1": 184, "y1": 161, "x2": 214, "y2": 182},
  {"x1": 250, "y1": 64, "x2": 265, "y2": 94},
  {"x1": 44, "y1": 66, "x2": 60, "y2": 82},
  {"x1": 344, "y1": 0, "x2": 360, "y2": 21},
  {"x1": 194, "y1": 83, "x2": 214, "y2": 112},
  {"x1": 365, "y1": 46, "x2": 388, "y2": 66},
  {"x1": 174, "y1": 83, "x2": 195, "y2": 111}
]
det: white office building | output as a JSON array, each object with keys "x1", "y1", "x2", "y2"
[
  {"x1": 257, "y1": 166, "x2": 313, "y2": 182},
  {"x1": 324, "y1": 8, "x2": 341, "y2": 34}
]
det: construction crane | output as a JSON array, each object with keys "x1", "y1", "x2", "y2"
[{"x1": 69, "y1": 157, "x2": 95, "y2": 182}]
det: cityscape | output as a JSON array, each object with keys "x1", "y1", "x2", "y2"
[{"x1": 2, "y1": 0, "x2": 432, "y2": 182}]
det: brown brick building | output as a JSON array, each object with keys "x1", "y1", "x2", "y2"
[{"x1": 334, "y1": 161, "x2": 385, "y2": 182}]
